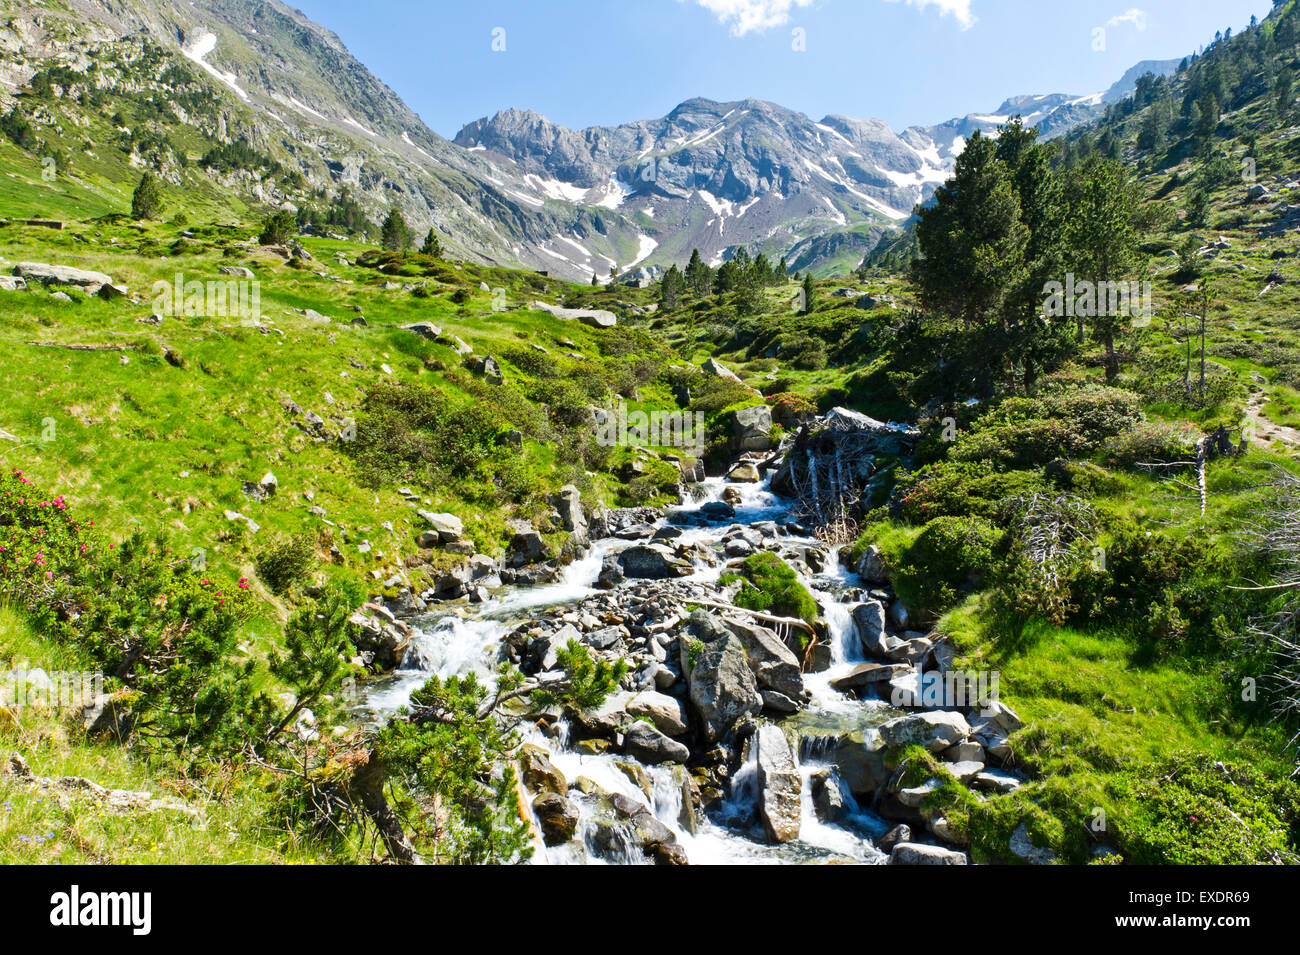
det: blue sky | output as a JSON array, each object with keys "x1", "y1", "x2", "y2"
[{"x1": 291, "y1": 0, "x2": 1273, "y2": 137}]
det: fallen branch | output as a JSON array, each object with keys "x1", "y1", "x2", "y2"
[{"x1": 684, "y1": 597, "x2": 816, "y2": 635}]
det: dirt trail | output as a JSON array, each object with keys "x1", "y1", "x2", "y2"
[{"x1": 1246, "y1": 393, "x2": 1300, "y2": 450}]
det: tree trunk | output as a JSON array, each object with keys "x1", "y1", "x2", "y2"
[
  {"x1": 352, "y1": 752, "x2": 415, "y2": 864},
  {"x1": 1103, "y1": 330, "x2": 1118, "y2": 383}
]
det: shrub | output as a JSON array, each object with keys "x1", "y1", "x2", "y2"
[
  {"x1": 1103, "y1": 419, "x2": 1199, "y2": 467},
  {"x1": 894, "y1": 460, "x2": 1046, "y2": 523},
  {"x1": 0, "y1": 469, "x2": 264, "y2": 754},
  {"x1": 892, "y1": 516, "x2": 1002, "y2": 616},
  {"x1": 350, "y1": 382, "x2": 505, "y2": 486},
  {"x1": 255, "y1": 533, "x2": 318, "y2": 594}
]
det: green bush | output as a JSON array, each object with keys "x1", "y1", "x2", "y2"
[
  {"x1": 1114, "y1": 754, "x2": 1300, "y2": 864},
  {"x1": 255, "y1": 533, "x2": 318, "y2": 595},
  {"x1": 892, "y1": 516, "x2": 1002, "y2": 616},
  {"x1": 894, "y1": 460, "x2": 1046, "y2": 523},
  {"x1": 351, "y1": 382, "x2": 506, "y2": 486},
  {"x1": 1103, "y1": 419, "x2": 1199, "y2": 467}
]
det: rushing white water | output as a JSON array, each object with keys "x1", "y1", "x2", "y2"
[{"x1": 363, "y1": 467, "x2": 895, "y2": 864}]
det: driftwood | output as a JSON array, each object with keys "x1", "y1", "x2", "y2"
[{"x1": 684, "y1": 597, "x2": 816, "y2": 635}]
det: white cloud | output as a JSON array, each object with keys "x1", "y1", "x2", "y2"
[
  {"x1": 885, "y1": 0, "x2": 977, "y2": 31},
  {"x1": 1107, "y1": 8, "x2": 1147, "y2": 31},
  {"x1": 681, "y1": 0, "x2": 816, "y2": 36}
]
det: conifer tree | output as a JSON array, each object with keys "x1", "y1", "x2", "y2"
[{"x1": 131, "y1": 171, "x2": 163, "y2": 220}]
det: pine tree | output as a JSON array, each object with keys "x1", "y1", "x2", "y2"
[
  {"x1": 259, "y1": 208, "x2": 296, "y2": 245},
  {"x1": 1064, "y1": 156, "x2": 1145, "y2": 383},
  {"x1": 381, "y1": 206, "x2": 412, "y2": 253},
  {"x1": 685, "y1": 248, "x2": 711, "y2": 297},
  {"x1": 801, "y1": 272, "x2": 815, "y2": 314},
  {"x1": 659, "y1": 264, "x2": 683, "y2": 309},
  {"x1": 420, "y1": 228, "x2": 442, "y2": 257},
  {"x1": 913, "y1": 131, "x2": 1028, "y2": 399},
  {"x1": 131, "y1": 171, "x2": 163, "y2": 220},
  {"x1": 776, "y1": 256, "x2": 789, "y2": 282}
]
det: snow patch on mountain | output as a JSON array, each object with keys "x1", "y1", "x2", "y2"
[{"x1": 182, "y1": 32, "x2": 248, "y2": 102}]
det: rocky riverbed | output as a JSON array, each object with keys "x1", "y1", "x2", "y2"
[{"x1": 358, "y1": 428, "x2": 1029, "y2": 865}]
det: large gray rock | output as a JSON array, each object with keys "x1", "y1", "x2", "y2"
[
  {"x1": 532, "y1": 792, "x2": 580, "y2": 846},
  {"x1": 889, "y1": 842, "x2": 968, "y2": 865},
  {"x1": 721, "y1": 618, "x2": 804, "y2": 702},
  {"x1": 531, "y1": 300, "x2": 617, "y2": 328},
  {"x1": 855, "y1": 544, "x2": 888, "y2": 583},
  {"x1": 16, "y1": 261, "x2": 114, "y2": 287},
  {"x1": 879, "y1": 711, "x2": 971, "y2": 752},
  {"x1": 731, "y1": 405, "x2": 772, "y2": 452},
  {"x1": 418, "y1": 510, "x2": 464, "y2": 543},
  {"x1": 402, "y1": 321, "x2": 443, "y2": 340},
  {"x1": 508, "y1": 523, "x2": 550, "y2": 565},
  {"x1": 851, "y1": 601, "x2": 891, "y2": 657},
  {"x1": 518, "y1": 744, "x2": 566, "y2": 795},
  {"x1": 623, "y1": 720, "x2": 690, "y2": 764},
  {"x1": 755, "y1": 724, "x2": 801, "y2": 844},
  {"x1": 626, "y1": 691, "x2": 689, "y2": 737},
  {"x1": 555, "y1": 484, "x2": 588, "y2": 547},
  {"x1": 680, "y1": 611, "x2": 763, "y2": 742},
  {"x1": 702, "y1": 357, "x2": 742, "y2": 383},
  {"x1": 617, "y1": 543, "x2": 691, "y2": 579}
]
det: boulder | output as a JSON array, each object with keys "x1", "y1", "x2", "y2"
[
  {"x1": 626, "y1": 691, "x2": 689, "y2": 736},
  {"x1": 532, "y1": 792, "x2": 579, "y2": 846},
  {"x1": 15, "y1": 261, "x2": 113, "y2": 287},
  {"x1": 727, "y1": 462, "x2": 761, "y2": 482},
  {"x1": 1009, "y1": 822, "x2": 1058, "y2": 864},
  {"x1": 680, "y1": 611, "x2": 763, "y2": 742},
  {"x1": 878, "y1": 711, "x2": 971, "y2": 752},
  {"x1": 855, "y1": 544, "x2": 888, "y2": 584},
  {"x1": 829, "y1": 662, "x2": 908, "y2": 695},
  {"x1": 518, "y1": 744, "x2": 566, "y2": 795},
  {"x1": 623, "y1": 720, "x2": 690, "y2": 764},
  {"x1": 593, "y1": 793, "x2": 686, "y2": 865},
  {"x1": 809, "y1": 768, "x2": 848, "y2": 824},
  {"x1": 617, "y1": 543, "x2": 691, "y2": 579},
  {"x1": 531, "y1": 300, "x2": 617, "y2": 328},
  {"x1": 555, "y1": 484, "x2": 588, "y2": 546},
  {"x1": 721, "y1": 618, "x2": 804, "y2": 701},
  {"x1": 402, "y1": 321, "x2": 442, "y2": 340},
  {"x1": 730, "y1": 405, "x2": 772, "y2": 452},
  {"x1": 877, "y1": 824, "x2": 911, "y2": 854},
  {"x1": 508, "y1": 523, "x2": 549, "y2": 565},
  {"x1": 889, "y1": 842, "x2": 968, "y2": 865},
  {"x1": 755, "y1": 724, "x2": 801, "y2": 844},
  {"x1": 702, "y1": 356, "x2": 742, "y2": 383},
  {"x1": 418, "y1": 510, "x2": 464, "y2": 543},
  {"x1": 851, "y1": 601, "x2": 891, "y2": 657}
]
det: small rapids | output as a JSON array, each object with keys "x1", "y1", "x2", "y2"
[{"x1": 361, "y1": 469, "x2": 895, "y2": 864}]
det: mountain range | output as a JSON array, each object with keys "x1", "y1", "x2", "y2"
[{"x1": 0, "y1": 0, "x2": 1182, "y2": 278}]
